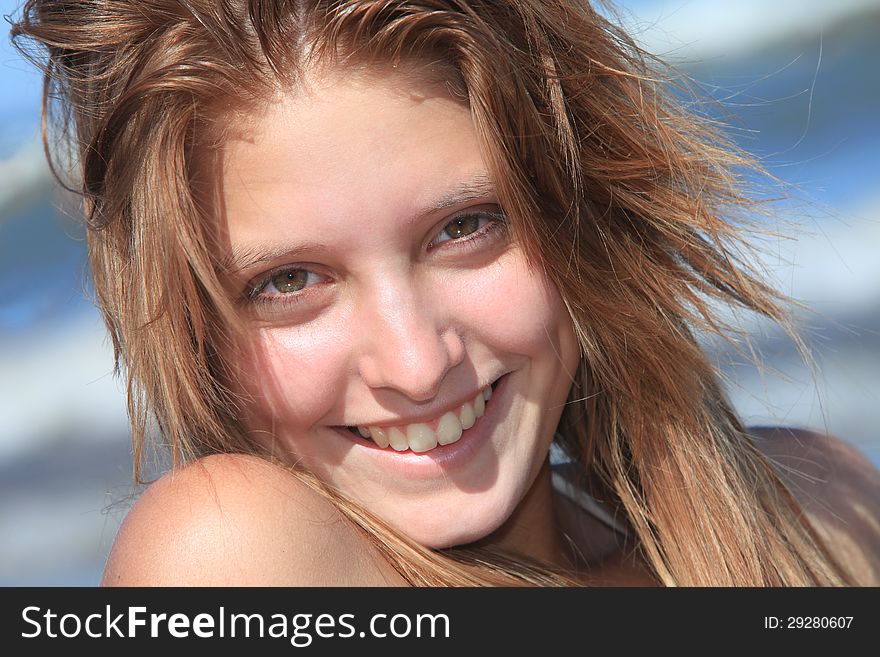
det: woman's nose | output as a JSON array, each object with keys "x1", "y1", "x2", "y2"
[{"x1": 354, "y1": 279, "x2": 465, "y2": 401}]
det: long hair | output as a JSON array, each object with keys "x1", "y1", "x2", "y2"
[{"x1": 11, "y1": 0, "x2": 857, "y2": 585}]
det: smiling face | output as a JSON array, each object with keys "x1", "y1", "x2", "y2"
[{"x1": 218, "y1": 67, "x2": 580, "y2": 549}]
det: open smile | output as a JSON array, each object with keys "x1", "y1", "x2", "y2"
[{"x1": 336, "y1": 375, "x2": 506, "y2": 455}]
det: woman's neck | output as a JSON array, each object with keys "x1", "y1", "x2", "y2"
[
  {"x1": 483, "y1": 458, "x2": 571, "y2": 570},
  {"x1": 476, "y1": 455, "x2": 653, "y2": 584}
]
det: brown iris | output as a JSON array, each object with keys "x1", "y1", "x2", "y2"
[
  {"x1": 444, "y1": 215, "x2": 480, "y2": 239},
  {"x1": 270, "y1": 269, "x2": 308, "y2": 294}
]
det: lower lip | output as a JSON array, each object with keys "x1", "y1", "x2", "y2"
[{"x1": 331, "y1": 373, "x2": 511, "y2": 477}]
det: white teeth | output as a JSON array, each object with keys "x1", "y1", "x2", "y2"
[
  {"x1": 473, "y1": 390, "x2": 485, "y2": 417},
  {"x1": 356, "y1": 383, "x2": 494, "y2": 451},
  {"x1": 436, "y1": 411, "x2": 463, "y2": 445},
  {"x1": 406, "y1": 423, "x2": 438, "y2": 453},
  {"x1": 459, "y1": 401, "x2": 476, "y2": 430},
  {"x1": 369, "y1": 426, "x2": 390, "y2": 448},
  {"x1": 388, "y1": 427, "x2": 409, "y2": 451}
]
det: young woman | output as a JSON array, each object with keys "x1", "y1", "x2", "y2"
[{"x1": 12, "y1": 0, "x2": 879, "y2": 586}]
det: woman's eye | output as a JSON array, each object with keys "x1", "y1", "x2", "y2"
[
  {"x1": 430, "y1": 210, "x2": 506, "y2": 248},
  {"x1": 250, "y1": 267, "x2": 324, "y2": 300},
  {"x1": 270, "y1": 269, "x2": 309, "y2": 294},
  {"x1": 442, "y1": 215, "x2": 481, "y2": 240}
]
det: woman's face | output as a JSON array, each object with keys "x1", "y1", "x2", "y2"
[{"x1": 219, "y1": 67, "x2": 580, "y2": 548}]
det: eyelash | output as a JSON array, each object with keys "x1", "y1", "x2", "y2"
[{"x1": 244, "y1": 209, "x2": 508, "y2": 309}]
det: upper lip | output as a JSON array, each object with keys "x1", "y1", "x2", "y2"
[{"x1": 339, "y1": 375, "x2": 502, "y2": 428}]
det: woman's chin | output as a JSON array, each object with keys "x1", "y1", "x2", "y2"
[{"x1": 382, "y1": 498, "x2": 514, "y2": 550}]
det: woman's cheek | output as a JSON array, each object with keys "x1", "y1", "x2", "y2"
[
  {"x1": 451, "y1": 249, "x2": 571, "y2": 356},
  {"x1": 244, "y1": 324, "x2": 349, "y2": 431}
]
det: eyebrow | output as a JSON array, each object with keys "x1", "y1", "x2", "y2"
[
  {"x1": 221, "y1": 172, "x2": 496, "y2": 275},
  {"x1": 220, "y1": 241, "x2": 331, "y2": 276},
  {"x1": 417, "y1": 171, "x2": 495, "y2": 217}
]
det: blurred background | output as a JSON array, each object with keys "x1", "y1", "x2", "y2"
[{"x1": 1, "y1": 0, "x2": 878, "y2": 585}]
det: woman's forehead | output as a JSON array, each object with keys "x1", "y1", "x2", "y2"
[
  {"x1": 217, "y1": 59, "x2": 465, "y2": 141},
  {"x1": 216, "y1": 68, "x2": 493, "y2": 261},
  {"x1": 224, "y1": 64, "x2": 471, "y2": 156}
]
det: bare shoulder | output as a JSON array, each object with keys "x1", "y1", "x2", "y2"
[
  {"x1": 102, "y1": 453, "x2": 406, "y2": 586},
  {"x1": 749, "y1": 426, "x2": 880, "y2": 584}
]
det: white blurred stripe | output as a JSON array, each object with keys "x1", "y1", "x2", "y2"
[
  {"x1": 0, "y1": 134, "x2": 53, "y2": 217},
  {"x1": 0, "y1": 309, "x2": 129, "y2": 461},
  {"x1": 613, "y1": 0, "x2": 880, "y2": 60}
]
